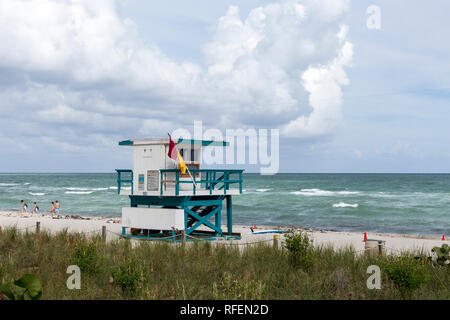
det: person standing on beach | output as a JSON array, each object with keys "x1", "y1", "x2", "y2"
[
  {"x1": 55, "y1": 200, "x2": 60, "y2": 216},
  {"x1": 33, "y1": 202, "x2": 39, "y2": 214},
  {"x1": 21, "y1": 200, "x2": 28, "y2": 213},
  {"x1": 50, "y1": 202, "x2": 55, "y2": 216}
]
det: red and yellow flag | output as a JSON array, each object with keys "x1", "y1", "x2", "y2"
[
  {"x1": 178, "y1": 151, "x2": 186, "y2": 174},
  {"x1": 168, "y1": 136, "x2": 178, "y2": 160},
  {"x1": 168, "y1": 135, "x2": 186, "y2": 174}
]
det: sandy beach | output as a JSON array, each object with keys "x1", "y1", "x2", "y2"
[{"x1": 0, "y1": 210, "x2": 447, "y2": 254}]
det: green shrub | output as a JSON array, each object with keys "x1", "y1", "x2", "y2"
[
  {"x1": 73, "y1": 241, "x2": 102, "y2": 274},
  {"x1": 284, "y1": 231, "x2": 313, "y2": 270},
  {"x1": 381, "y1": 255, "x2": 430, "y2": 297},
  {"x1": 111, "y1": 258, "x2": 142, "y2": 294},
  {"x1": 432, "y1": 244, "x2": 450, "y2": 267}
]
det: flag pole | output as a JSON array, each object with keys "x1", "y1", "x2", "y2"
[{"x1": 185, "y1": 165, "x2": 198, "y2": 189}]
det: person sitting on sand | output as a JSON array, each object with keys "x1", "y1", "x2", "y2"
[
  {"x1": 21, "y1": 200, "x2": 28, "y2": 213},
  {"x1": 55, "y1": 200, "x2": 60, "y2": 215},
  {"x1": 33, "y1": 202, "x2": 39, "y2": 214},
  {"x1": 50, "y1": 202, "x2": 55, "y2": 216}
]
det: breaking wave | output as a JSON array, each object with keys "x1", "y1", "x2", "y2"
[
  {"x1": 333, "y1": 202, "x2": 359, "y2": 208},
  {"x1": 66, "y1": 187, "x2": 109, "y2": 191},
  {"x1": 291, "y1": 188, "x2": 359, "y2": 196},
  {"x1": 65, "y1": 191, "x2": 95, "y2": 195}
]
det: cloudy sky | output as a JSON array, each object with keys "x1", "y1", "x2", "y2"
[{"x1": 0, "y1": 0, "x2": 449, "y2": 173}]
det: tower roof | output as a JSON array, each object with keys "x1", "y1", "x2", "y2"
[{"x1": 119, "y1": 138, "x2": 229, "y2": 147}]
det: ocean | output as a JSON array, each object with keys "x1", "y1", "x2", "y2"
[{"x1": 0, "y1": 173, "x2": 449, "y2": 236}]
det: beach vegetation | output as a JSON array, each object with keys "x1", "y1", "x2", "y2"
[
  {"x1": 0, "y1": 274, "x2": 42, "y2": 300},
  {"x1": 72, "y1": 239, "x2": 103, "y2": 275},
  {"x1": 283, "y1": 231, "x2": 313, "y2": 270},
  {"x1": 0, "y1": 227, "x2": 448, "y2": 300},
  {"x1": 110, "y1": 256, "x2": 143, "y2": 294},
  {"x1": 432, "y1": 244, "x2": 450, "y2": 267},
  {"x1": 212, "y1": 271, "x2": 266, "y2": 300},
  {"x1": 381, "y1": 255, "x2": 430, "y2": 298}
]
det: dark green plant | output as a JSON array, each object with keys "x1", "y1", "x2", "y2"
[
  {"x1": 0, "y1": 274, "x2": 42, "y2": 300},
  {"x1": 73, "y1": 241, "x2": 102, "y2": 274},
  {"x1": 111, "y1": 258, "x2": 142, "y2": 294},
  {"x1": 284, "y1": 231, "x2": 313, "y2": 270},
  {"x1": 381, "y1": 255, "x2": 430, "y2": 297},
  {"x1": 431, "y1": 244, "x2": 450, "y2": 267}
]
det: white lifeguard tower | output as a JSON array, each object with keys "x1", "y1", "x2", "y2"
[{"x1": 116, "y1": 138, "x2": 244, "y2": 241}]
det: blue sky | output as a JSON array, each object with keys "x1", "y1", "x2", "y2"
[{"x1": 0, "y1": 0, "x2": 449, "y2": 173}]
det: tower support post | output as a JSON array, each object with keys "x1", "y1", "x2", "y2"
[{"x1": 226, "y1": 195, "x2": 232, "y2": 235}]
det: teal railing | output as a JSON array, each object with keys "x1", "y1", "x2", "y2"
[
  {"x1": 160, "y1": 169, "x2": 244, "y2": 196},
  {"x1": 116, "y1": 169, "x2": 133, "y2": 194},
  {"x1": 116, "y1": 168, "x2": 243, "y2": 196}
]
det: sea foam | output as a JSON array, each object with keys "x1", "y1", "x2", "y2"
[
  {"x1": 291, "y1": 188, "x2": 359, "y2": 196},
  {"x1": 66, "y1": 187, "x2": 108, "y2": 191},
  {"x1": 65, "y1": 191, "x2": 95, "y2": 195},
  {"x1": 333, "y1": 202, "x2": 359, "y2": 208},
  {"x1": 29, "y1": 192, "x2": 45, "y2": 196}
]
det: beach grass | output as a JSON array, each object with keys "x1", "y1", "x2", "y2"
[{"x1": 0, "y1": 227, "x2": 448, "y2": 300}]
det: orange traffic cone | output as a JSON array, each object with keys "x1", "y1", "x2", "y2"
[
  {"x1": 363, "y1": 232, "x2": 367, "y2": 242},
  {"x1": 443, "y1": 235, "x2": 445, "y2": 241}
]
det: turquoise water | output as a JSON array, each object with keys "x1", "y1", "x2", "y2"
[{"x1": 0, "y1": 173, "x2": 449, "y2": 236}]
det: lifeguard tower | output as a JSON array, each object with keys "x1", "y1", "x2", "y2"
[{"x1": 115, "y1": 138, "x2": 244, "y2": 241}]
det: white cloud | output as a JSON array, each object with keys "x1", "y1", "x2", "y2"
[
  {"x1": 282, "y1": 34, "x2": 353, "y2": 137},
  {"x1": 140, "y1": 119, "x2": 175, "y2": 136},
  {"x1": 0, "y1": 0, "x2": 353, "y2": 155},
  {"x1": 202, "y1": 0, "x2": 353, "y2": 132}
]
